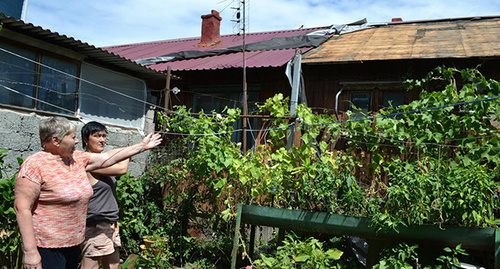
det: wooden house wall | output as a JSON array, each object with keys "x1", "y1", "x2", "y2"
[
  {"x1": 169, "y1": 67, "x2": 291, "y2": 111},
  {"x1": 303, "y1": 58, "x2": 500, "y2": 114},
  {"x1": 165, "y1": 57, "x2": 500, "y2": 119}
]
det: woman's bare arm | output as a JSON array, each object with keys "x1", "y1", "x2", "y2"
[
  {"x1": 88, "y1": 149, "x2": 130, "y2": 176},
  {"x1": 14, "y1": 177, "x2": 42, "y2": 269},
  {"x1": 86, "y1": 133, "x2": 162, "y2": 171}
]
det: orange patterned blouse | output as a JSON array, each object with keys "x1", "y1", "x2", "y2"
[{"x1": 17, "y1": 150, "x2": 93, "y2": 248}]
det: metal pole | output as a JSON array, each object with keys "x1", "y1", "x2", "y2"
[
  {"x1": 242, "y1": 0, "x2": 248, "y2": 154},
  {"x1": 21, "y1": 0, "x2": 29, "y2": 21},
  {"x1": 164, "y1": 66, "x2": 171, "y2": 112},
  {"x1": 231, "y1": 204, "x2": 243, "y2": 269}
]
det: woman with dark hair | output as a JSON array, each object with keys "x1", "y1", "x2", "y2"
[
  {"x1": 80, "y1": 121, "x2": 128, "y2": 269},
  {"x1": 14, "y1": 117, "x2": 161, "y2": 269}
]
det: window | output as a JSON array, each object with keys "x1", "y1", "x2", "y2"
[
  {"x1": 0, "y1": 41, "x2": 79, "y2": 116},
  {"x1": 0, "y1": 42, "x2": 36, "y2": 108},
  {"x1": 342, "y1": 81, "x2": 406, "y2": 117},
  {"x1": 38, "y1": 54, "x2": 79, "y2": 114},
  {"x1": 0, "y1": 41, "x2": 149, "y2": 130},
  {"x1": 79, "y1": 63, "x2": 147, "y2": 130},
  {"x1": 350, "y1": 92, "x2": 372, "y2": 113},
  {"x1": 381, "y1": 91, "x2": 405, "y2": 109},
  {"x1": 191, "y1": 85, "x2": 260, "y2": 148}
]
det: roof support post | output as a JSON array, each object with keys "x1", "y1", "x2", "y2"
[
  {"x1": 163, "y1": 66, "x2": 171, "y2": 112},
  {"x1": 286, "y1": 49, "x2": 302, "y2": 150}
]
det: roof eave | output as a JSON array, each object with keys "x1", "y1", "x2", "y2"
[{"x1": 0, "y1": 13, "x2": 166, "y2": 81}]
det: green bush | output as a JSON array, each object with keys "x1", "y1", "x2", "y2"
[
  {"x1": 253, "y1": 234, "x2": 343, "y2": 269},
  {"x1": 0, "y1": 149, "x2": 23, "y2": 269}
]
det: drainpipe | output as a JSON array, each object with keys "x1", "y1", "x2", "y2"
[{"x1": 335, "y1": 87, "x2": 344, "y2": 121}]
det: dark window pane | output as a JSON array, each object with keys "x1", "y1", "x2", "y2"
[
  {"x1": 0, "y1": 42, "x2": 36, "y2": 108},
  {"x1": 191, "y1": 85, "x2": 260, "y2": 148},
  {"x1": 382, "y1": 92, "x2": 405, "y2": 109},
  {"x1": 37, "y1": 55, "x2": 78, "y2": 115},
  {"x1": 350, "y1": 92, "x2": 371, "y2": 113}
]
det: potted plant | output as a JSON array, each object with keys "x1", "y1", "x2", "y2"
[
  {"x1": 136, "y1": 233, "x2": 172, "y2": 268},
  {"x1": 141, "y1": 234, "x2": 169, "y2": 254}
]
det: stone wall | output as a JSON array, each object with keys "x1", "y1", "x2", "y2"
[{"x1": 0, "y1": 108, "x2": 153, "y2": 178}]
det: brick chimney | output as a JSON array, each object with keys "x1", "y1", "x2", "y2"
[
  {"x1": 197, "y1": 10, "x2": 222, "y2": 47},
  {"x1": 391, "y1": 18, "x2": 403, "y2": 22}
]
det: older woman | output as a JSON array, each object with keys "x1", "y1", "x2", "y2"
[{"x1": 14, "y1": 116, "x2": 162, "y2": 269}]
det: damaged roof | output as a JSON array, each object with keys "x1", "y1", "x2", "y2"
[
  {"x1": 104, "y1": 26, "x2": 333, "y2": 71},
  {"x1": 302, "y1": 16, "x2": 500, "y2": 64}
]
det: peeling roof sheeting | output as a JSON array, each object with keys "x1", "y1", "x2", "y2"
[
  {"x1": 0, "y1": 14, "x2": 166, "y2": 80},
  {"x1": 302, "y1": 16, "x2": 500, "y2": 64},
  {"x1": 104, "y1": 26, "x2": 331, "y2": 71},
  {"x1": 135, "y1": 35, "x2": 329, "y2": 66},
  {"x1": 152, "y1": 48, "x2": 310, "y2": 71}
]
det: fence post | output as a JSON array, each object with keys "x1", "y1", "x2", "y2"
[
  {"x1": 231, "y1": 204, "x2": 243, "y2": 269},
  {"x1": 495, "y1": 228, "x2": 500, "y2": 269}
]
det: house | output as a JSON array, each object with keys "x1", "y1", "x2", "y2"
[
  {"x1": 103, "y1": 10, "x2": 340, "y2": 148},
  {"x1": 105, "y1": 10, "x2": 333, "y2": 115},
  {"x1": 301, "y1": 16, "x2": 500, "y2": 117},
  {"x1": 104, "y1": 12, "x2": 500, "y2": 149},
  {"x1": 0, "y1": 13, "x2": 167, "y2": 176}
]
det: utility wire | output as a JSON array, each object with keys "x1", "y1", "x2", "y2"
[
  {"x1": 5, "y1": 77, "x2": 496, "y2": 150},
  {"x1": 343, "y1": 136, "x2": 500, "y2": 150},
  {"x1": 0, "y1": 48, "x2": 159, "y2": 109},
  {"x1": 0, "y1": 83, "x2": 116, "y2": 124},
  {"x1": 2, "y1": 48, "x2": 499, "y2": 149},
  {"x1": 0, "y1": 55, "x2": 267, "y2": 111}
]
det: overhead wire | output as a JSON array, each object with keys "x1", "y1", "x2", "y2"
[
  {"x1": 0, "y1": 83, "x2": 116, "y2": 124},
  {"x1": 342, "y1": 132, "x2": 500, "y2": 150},
  {"x1": 1, "y1": 47, "x2": 499, "y2": 150},
  {"x1": 345, "y1": 127, "x2": 499, "y2": 143},
  {"x1": 0, "y1": 52, "x2": 267, "y2": 113},
  {"x1": 0, "y1": 48, "x2": 159, "y2": 108}
]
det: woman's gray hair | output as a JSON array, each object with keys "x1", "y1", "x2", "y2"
[{"x1": 39, "y1": 116, "x2": 76, "y2": 146}]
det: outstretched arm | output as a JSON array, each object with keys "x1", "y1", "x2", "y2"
[
  {"x1": 86, "y1": 133, "x2": 162, "y2": 172},
  {"x1": 88, "y1": 148, "x2": 130, "y2": 176}
]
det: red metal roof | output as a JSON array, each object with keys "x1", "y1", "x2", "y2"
[
  {"x1": 152, "y1": 48, "x2": 314, "y2": 71},
  {"x1": 104, "y1": 27, "x2": 329, "y2": 71}
]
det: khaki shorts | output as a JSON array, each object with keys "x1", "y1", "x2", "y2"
[{"x1": 81, "y1": 222, "x2": 121, "y2": 258}]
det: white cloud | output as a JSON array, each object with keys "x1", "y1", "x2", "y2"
[{"x1": 21, "y1": 0, "x2": 500, "y2": 47}]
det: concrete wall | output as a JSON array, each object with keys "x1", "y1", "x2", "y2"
[{"x1": 0, "y1": 108, "x2": 153, "y2": 178}]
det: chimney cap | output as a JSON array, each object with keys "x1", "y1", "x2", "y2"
[
  {"x1": 391, "y1": 18, "x2": 403, "y2": 22},
  {"x1": 201, "y1": 10, "x2": 222, "y2": 21}
]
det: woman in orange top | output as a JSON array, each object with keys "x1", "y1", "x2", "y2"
[{"x1": 14, "y1": 116, "x2": 162, "y2": 269}]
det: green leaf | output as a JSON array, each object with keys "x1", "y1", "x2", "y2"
[
  {"x1": 293, "y1": 254, "x2": 310, "y2": 263},
  {"x1": 325, "y1": 248, "x2": 344, "y2": 260}
]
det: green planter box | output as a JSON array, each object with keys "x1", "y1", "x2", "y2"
[{"x1": 231, "y1": 204, "x2": 499, "y2": 268}]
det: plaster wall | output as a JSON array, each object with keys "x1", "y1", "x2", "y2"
[{"x1": 0, "y1": 108, "x2": 154, "y2": 178}]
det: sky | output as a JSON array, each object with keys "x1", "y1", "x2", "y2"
[{"x1": 20, "y1": 0, "x2": 500, "y2": 48}]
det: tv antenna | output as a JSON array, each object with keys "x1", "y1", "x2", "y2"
[{"x1": 231, "y1": 0, "x2": 249, "y2": 153}]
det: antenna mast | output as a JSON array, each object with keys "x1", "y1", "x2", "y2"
[
  {"x1": 242, "y1": 0, "x2": 248, "y2": 154},
  {"x1": 232, "y1": 0, "x2": 248, "y2": 153}
]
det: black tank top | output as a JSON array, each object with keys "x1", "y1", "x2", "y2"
[{"x1": 86, "y1": 176, "x2": 119, "y2": 226}]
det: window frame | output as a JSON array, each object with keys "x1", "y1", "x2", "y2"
[
  {"x1": 0, "y1": 37, "x2": 150, "y2": 130},
  {"x1": 189, "y1": 84, "x2": 261, "y2": 148},
  {"x1": 340, "y1": 81, "x2": 406, "y2": 115},
  {"x1": 0, "y1": 39, "x2": 81, "y2": 117}
]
